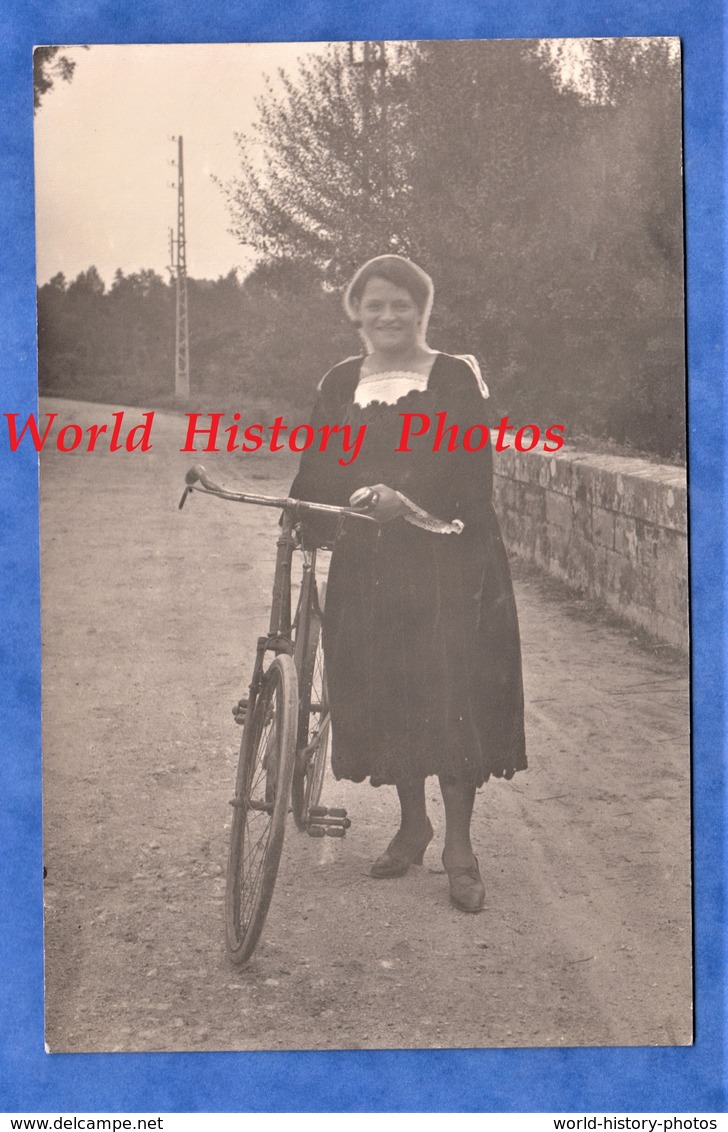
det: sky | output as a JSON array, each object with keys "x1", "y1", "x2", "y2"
[{"x1": 33, "y1": 42, "x2": 330, "y2": 286}]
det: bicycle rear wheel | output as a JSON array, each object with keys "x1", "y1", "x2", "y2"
[
  {"x1": 225, "y1": 652, "x2": 297, "y2": 966},
  {"x1": 292, "y1": 584, "x2": 331, "y2": 830}
]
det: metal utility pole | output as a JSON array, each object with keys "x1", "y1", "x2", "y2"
[
  {"x1": 348, "y1": 41, "x2": 388, "y2": 198},
  {"x1": 168, "y1": 135, "x2": 190, "y2": 401}
]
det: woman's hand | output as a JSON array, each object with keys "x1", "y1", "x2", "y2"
[{"x1": 350, "y1": 484, "x2": 409, "y2": 523}]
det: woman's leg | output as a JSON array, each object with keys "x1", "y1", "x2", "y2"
[
  {"x1": 396, "y1": 778, "x2": 429, "y2": 838},
  {"x1": 438, "y1": 777, "x2": 484, "y2": 910},
  {"x1": 370, "y1": 778, "x2": 431, "y2": 876},
  {"x1": 438, "y1": 777, "x2": 476, "y2": 868}
]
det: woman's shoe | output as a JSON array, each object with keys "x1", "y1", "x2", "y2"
[
  {"x1": 442, "y1": 852, "x2": 485, "y2": 912},
  {"x1": 370, "y1": 819, "x2": 434, "y2": 878}
]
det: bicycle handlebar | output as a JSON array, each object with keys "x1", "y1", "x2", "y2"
[{"x1": 179, "y1": 463, "x2": 377, "y2": 522}]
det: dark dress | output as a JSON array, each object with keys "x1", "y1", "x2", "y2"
[{"x1": 290, "y1": 351, "x2": 526, "y2": 787}]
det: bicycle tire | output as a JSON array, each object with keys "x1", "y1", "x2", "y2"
[
  {"x1": 225, "y1": 652, "x2": 298, "y2": 966},
  {"x1": 292, "y1": 584, "x2": 331, "y2": 830}
]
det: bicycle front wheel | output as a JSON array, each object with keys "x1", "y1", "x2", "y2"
[{"x1": 225, "y1": 652, "x2": 298, "y2": 966}]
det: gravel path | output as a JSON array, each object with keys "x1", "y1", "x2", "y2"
[{"x1": 40, "y1": 399, "x2": 692, "y2": 1053}]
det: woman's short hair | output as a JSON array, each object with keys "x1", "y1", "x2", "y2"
[{"x1": 344, "y1": 256, "x2": 434, "y2": 326}]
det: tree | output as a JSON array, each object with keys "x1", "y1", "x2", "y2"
[
  {"x1": 33, "y1": 46, "x2": 88, "y2": 112},
  {"x1": 67, "y1": 265, "x2": 105, "y2": 296},
  {"x1": 185, "y1": 258, "x2": 355, "y2": 405},
  {"x1": 37, "y1": 275, "x2": 74, "y2": 390},
  {"x1": 218, "y1": 42, "x2": 418, "y2": 285},
  {"x1": 535, "y1": 37, "x2": 679, "y2": 107},
  {"x1": 107, "y1": 269, "x2": 172, "y2": 387},
  {"x1": 399, "y1": 41, "x2": 578, "y2": 348},
  {"x1": 38, "y1": 266, "x2": 176, "y2": 402}
]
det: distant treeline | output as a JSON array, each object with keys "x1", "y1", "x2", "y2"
[
  {"x1": 37, "y1": 39, "x2": 686, "y2": 460},
  {"x1": 36, "y1": 262, "x2": 356, "y2": 411}
]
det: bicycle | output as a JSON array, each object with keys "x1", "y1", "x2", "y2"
[{"x1": 179, "y1": 464, "x2": 375, "y2": 967}]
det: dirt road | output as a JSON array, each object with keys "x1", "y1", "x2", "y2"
[{"x1": 40, "y1": 399, "x2": 691, "y2": 1052}]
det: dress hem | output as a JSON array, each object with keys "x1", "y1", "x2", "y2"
[{"x1": 332, "y1": 747, "x2": 528, "y2": 789}]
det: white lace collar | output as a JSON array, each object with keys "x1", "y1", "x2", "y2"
[
  {"x1": 354, "y1": 370, "x2": 430, "y2": 407},
  {"x1": 353, "y1": 353, "x2": 489, "y2": 407}
]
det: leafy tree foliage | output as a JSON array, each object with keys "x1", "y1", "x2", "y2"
[
  {"x1": 34, "y1": 46, "x2": 88, "y2": 112},
  {"x1": 38, "y1": 268, "x2": 173, "y2": 403},
  {"x1": 220, "y1": 39, "x2": 685, "y2": 459},
  {"x1": 218, "y1": 44, "x2": 417, "y2": 285}
]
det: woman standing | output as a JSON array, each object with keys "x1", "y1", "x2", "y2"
[{"x1": 291, "y1": 256, "x2": 526, "y2": 912}]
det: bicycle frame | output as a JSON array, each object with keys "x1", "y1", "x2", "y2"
[{"x1": 247, "y1": 508, "x2": 298, "y2": 701}]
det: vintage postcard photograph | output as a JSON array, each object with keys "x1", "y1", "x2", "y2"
[{"x1": 33, "y1": 37, "x2": 690, "y2": 1053}]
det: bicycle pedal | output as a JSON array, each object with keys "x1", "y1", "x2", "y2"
[
  {"x1": 307, "y1": 806, "x2": 352, "y2": 837},
  {"x1": 307, "y1": 823, "x2": 349, "y2": 838},
  {"x1": 309, "y1": 806, "x2": 347, "y2": 819},
  {"x1": 232, "y1": 698, "x2": 248, "y2": 725}
]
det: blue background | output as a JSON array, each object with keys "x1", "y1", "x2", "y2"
[{"x1": 0, "y1": 0, "x2": 723, "y2": 1113}]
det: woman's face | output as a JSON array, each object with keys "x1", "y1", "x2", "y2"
[{"x1": 355, "y1": 277, "x2": 422, "y2": 354}]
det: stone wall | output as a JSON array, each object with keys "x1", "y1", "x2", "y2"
[{"x1": 493, "y1": 447, "x2": 688, "y2": 649}]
